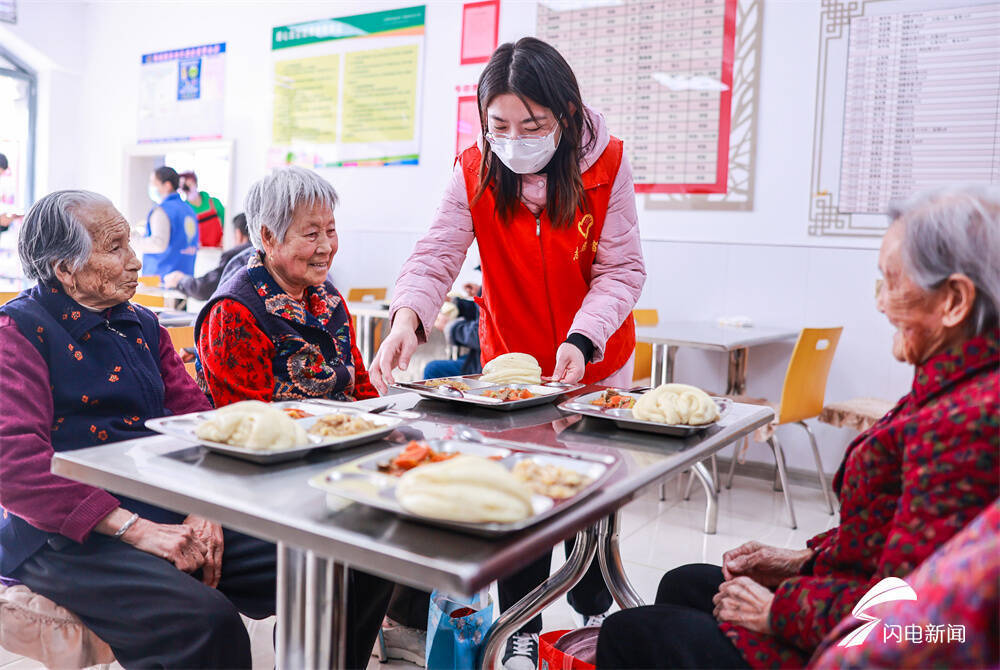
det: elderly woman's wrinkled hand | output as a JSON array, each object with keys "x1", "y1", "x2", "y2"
[
  {"x1": 122, "y1": 518, "x2": 208, "y2": 575},
  {"x1": 184, "y1": 514, "x2": 225, "y2": 588},
  {"x1": 713, "y1": 576, "x2": 774, "y2": 634},
  {"x1": 722, "y1": 541, "x2": 813, "y2": 587}
]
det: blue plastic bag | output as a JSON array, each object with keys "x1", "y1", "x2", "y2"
[{"x1": 426, "y1": 590, "x2": 494, "y2": 670}]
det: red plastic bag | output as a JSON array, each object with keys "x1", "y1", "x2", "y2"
[{"x1": 539, "y1": 630, "x2": 596, "y2": 670}]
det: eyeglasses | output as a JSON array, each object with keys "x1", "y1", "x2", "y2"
[{"x1": 484, "y1": 130, "x2": 552, "y2": 144}]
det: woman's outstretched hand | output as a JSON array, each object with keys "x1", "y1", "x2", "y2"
[
  {"x1": 549, "y1": 342, "x2": 586, "y2": 384},
  {"x1": 369, "y1": 308, "x2": 420, "y2": 394}
]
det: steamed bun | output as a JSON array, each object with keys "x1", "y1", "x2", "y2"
[
  {"x1": 396, "y1": 455, "x2": 535, "y2": 523},
  {"x1": 631, "y1": 384, "x2": 720, "y2": 426},
  {"x1": 195, "y1": 400, "x2": 308, "y2": 450},
  {"x1": 480, "y1": 353, "x2": 542, "y2": 385}
]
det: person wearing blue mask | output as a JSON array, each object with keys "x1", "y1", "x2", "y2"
[{"x1": 143, "y1": 166, "x2": 199, "y2": 278}]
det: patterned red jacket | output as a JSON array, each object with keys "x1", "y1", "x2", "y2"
[{"x1": 722, "y1": 329, "x2": 999, "y2": 668}]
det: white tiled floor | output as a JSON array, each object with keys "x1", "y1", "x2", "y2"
[{"x1": 0, "y1": 474, "x2": 837, "y2": 669}]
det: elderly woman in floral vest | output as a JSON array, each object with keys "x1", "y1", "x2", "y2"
[
  {"x1": 196, "y1": 166, "x2": 378, "y2": 404},
  {"x1": 597, "y1": 186, "x2": 1000, "y2": 669},
  {"x1": 195, "y1": 165, "x2": 391, "y2": 669},
  {"x1": 0, "y1": 191, "x2": 275, "y2": 668}
]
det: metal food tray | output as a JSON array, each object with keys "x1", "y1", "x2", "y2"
[
  {"x1": 391, "y1": 375, "x2": 584, "y2": 411},
  {"x1": 558, "y1": 391, "x2": 731, "y2": 437},
  {"x1": 145, "y1": 401, "x2": 402, "y2": 464},
  {"x1": 308, "y1": 438, "x2": 619, "y2": 536}
]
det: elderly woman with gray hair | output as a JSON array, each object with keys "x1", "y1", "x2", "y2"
[
  {"x1": 0, "y1": 191, "x2": 277, "y2": 667},
  {"x1": 195, "y1": 165, "x2": 378, "y2": 405},
  {"x1": 195, "y1": 166, "x2": 392, "y2": 668},
  {"x1": 596, "y1": 186, "x2": 999, "y2": 670}
]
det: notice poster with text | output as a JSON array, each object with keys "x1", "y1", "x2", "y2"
[{"x1": 270, "y1": 6, "x2": 426, "y2": 168}]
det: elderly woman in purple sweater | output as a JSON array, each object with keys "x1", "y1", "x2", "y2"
[{"x1": 0, "y1": 191, "x2": 275, "y2": 668}]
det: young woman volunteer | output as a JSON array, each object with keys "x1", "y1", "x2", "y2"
[{"x1": 370, "y1": 37, "x2": 646, "y2": 669}]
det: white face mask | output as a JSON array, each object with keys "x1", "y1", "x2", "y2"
[
  {"x1": 487, "y1": 126, "x2": 560, "y2": 175},
  {"x1": 148, "y1": 185, "x2": 163, "y2": 204}
]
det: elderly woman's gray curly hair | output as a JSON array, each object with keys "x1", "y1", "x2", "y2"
[
  {"x1": 888, "y1": 185, "x2": 1000, "y2": 336},
  {"x1": 18, "y1": 190, "x2": 110, "y2": 283},
  {"x1": 244, "y1": 166, "x2": 339, "y2": 249}
]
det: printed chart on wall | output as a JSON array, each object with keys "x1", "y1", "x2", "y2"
[
  {"x1": 537, "y1": 0, "x2": 739, "y2": 195},
  {"x1": 270, "y1": 6, "x2": 426, "y2": 168},
  {"x1": 809, "y1": 0, "x2": 1000, "y2": 239},
  {"x1": 138, "y1": 43, "x2": 226, "y2": 143}
]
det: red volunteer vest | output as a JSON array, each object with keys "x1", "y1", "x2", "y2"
[
  {"x1": 460, "y1": 138, "x2": 636, "y2": 384},
  {"x1": 197, "y1": 198, "x2": 223, "y2": 247}
]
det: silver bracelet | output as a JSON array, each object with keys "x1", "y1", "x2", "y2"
[{"x1": 113, "y1": 513, "x2": 139, "y2": 539}]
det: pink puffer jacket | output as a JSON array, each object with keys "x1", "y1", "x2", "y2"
[{"x1": 390, "y1": 106, "x2": 646, "y2": 367}]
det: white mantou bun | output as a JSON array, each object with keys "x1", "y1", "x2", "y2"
[
  {"x1": 396, "y1": 455, "x2": 535, "y2": 523},
  {"x1": 195, "y1": 400, "x2": 308, "y2": 450},
  {"x1": 480, "y1": 353, "x2": 543, "y2": 385},
  {"x1": 631, "y1": 383, "x2": 720, "y2": 426}
]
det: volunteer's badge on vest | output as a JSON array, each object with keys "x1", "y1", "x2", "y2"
[
  {"x1": 572, "y1": 214, "x2": 597, "y2": 261},
  {"x1": 184, "y1": 215, "x2": 198, "y2": 241}
]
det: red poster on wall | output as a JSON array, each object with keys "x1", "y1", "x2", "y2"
[
  {"x1": 456, "y1": 95, "x2": 480, "y2": 154},
  {"x1": 460, "y1": 0, "x2": 500, "y2": 65}
]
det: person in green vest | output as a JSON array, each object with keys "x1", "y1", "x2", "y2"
[{"x1": 178, "y1": 171, "x2": 224, "y2": 248}]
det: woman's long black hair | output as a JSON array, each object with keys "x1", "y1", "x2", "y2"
[{"x1": 472, "y1": 37, "x2": 596, "y2": 229}]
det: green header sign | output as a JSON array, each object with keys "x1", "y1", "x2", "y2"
[{"x1": 272, "y1": 5, "x2": 425, "y2": 50}]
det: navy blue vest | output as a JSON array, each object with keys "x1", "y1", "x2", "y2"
[
  {"x1": 144, "y1": 192, "x2": 199, "y2": 276},
  {"x1": 0, "y1": 284, "x2": 184, "y2": 576}
]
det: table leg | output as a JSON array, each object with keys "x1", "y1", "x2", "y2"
[
  {"x1": 691, "y1": 462, "x2": 718, "y2": 535},
  {"x1": 276, "y1": 543, "x2": 348, "y2": 670},
  {"x1": 597, "y1": 512, "x2": 644, "y2": 610},
  {"x1": 276, "y1": 543, "x2": 305, "y2": 670},
  {"x1": 726, "y1": 348, "x2": 748, "y2": 396},
  {"x1": 478, "y1": 527, "x2": 598, "y2": 670},
  {"x1": 358, "y1": 316, "x2": 373, "y2": 368},
  {"x1": 649, "y1": 343, "x2": 662, "y2": 386},
  {"x1": 664, "y1": 345, "x2": 678, "y2": 385}
]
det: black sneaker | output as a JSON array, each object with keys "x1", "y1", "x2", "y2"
[{"x1": 502, "y1": 631, "x2": 539, "y2": 670}]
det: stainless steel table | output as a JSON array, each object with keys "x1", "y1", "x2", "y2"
[
  {"x1": 51, "y1": 391, "x2": 774, "y2": 670},
  {"x1": 636, "y1": 321, "x2": 798, "y2": 394},
  {"x1": 152, "y1": 308, "x2": 197, "y2": 328},
  {"x1": 347, "y1": 302, "x2": 391, "y2": 368}
]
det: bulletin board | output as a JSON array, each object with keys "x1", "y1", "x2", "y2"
[
  {"x1": 138, "y1": 43, "x2": 226, "y2": 143},
  {"x1": 269, "y1": 5, "x2": 427, "y2": 168},
  {"x1": 808, "y1": 0, "x2": 1000, "y2": 238},
  {"x1": 537, "y1": 0, "x2": 761, "y2": 210}
]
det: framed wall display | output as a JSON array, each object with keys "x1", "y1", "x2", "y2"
[
  {"x1": 269, "y1": 5, "x2": 426, "y2": 168},
  {"x1": 808, "y1": 0, "x2": 1000, "y2": 238},
  {"x1": 456, "y1": 94, "x2": 480, "y2": 153},
  {"x1": 538, "y1": 0, "x2": 738, "y2": 195},
  {"x1": 538, "y1": 0, "x2": 761, "y2": 210},
  {"x1": 0, "y1": 0, "x2": 15, "y2": 24},
  {"x1": 138, "y1": 43, "x2": 226, "y2": 143},
  {"x1": 461, "y1": 0, "x2": 500, "y2": 65}
]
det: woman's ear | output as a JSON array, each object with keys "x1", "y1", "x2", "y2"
[
  {"x1": 563, "y1": 102, "x2": 577, "y2": 126},
  {"x1": 52, "y1": 260, "x2": 74, "y2": 291},
  {"x1": 259, "y1": 226, "x2": 275, "y2": 255},
  {"x1": 940, "y1": 273, "x2": 977, "y2": 328}
]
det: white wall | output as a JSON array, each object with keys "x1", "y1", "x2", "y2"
[{"x1": 8, "y1": 0, "x2": 914, "y2": 474}]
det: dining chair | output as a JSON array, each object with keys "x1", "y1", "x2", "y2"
[
  {"x1": 166, "y1": 325, "x2": 197, "y2": 380},
  {"x1": 346, "y1": 287, "x2": 387, "y2": 303},
  {"x1": 631, "y1": 308, "x2": 659, "y2": 381},
  {"x1": 722, "y1": 327, "x2": 844, "y2": 527},
  {"x1": 133, "y1": 275, "x2": 164, "y2": 308},
  {"x1": 0, "y1": 291, "x2": 19, "y2": 305}
]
